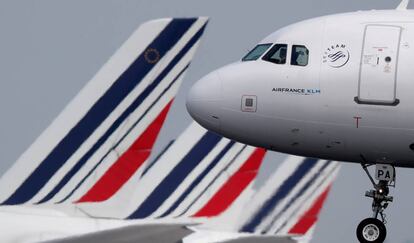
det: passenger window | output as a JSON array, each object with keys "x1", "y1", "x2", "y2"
[
  {"x1": 291, "y1": 45, "x2": 309, "y2": 66},
  {"x1": 242, "y1": 44, "x2": 272, "y2": 61},
  {"x1": 262, "y1": 44, "x2": 287, "y2": 64}
]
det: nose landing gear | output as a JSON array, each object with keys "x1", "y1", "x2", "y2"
[{"x1": 356, "y1": 163, "x2": 395, "y2": 243}]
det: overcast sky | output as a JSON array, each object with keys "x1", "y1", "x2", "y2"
[{"x1": 1, "y1": 1, "x2": 414, "y2": 242}]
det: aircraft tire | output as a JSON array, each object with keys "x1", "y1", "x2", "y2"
[{"x1": 356, "y1": 218, "x2": 386, "y2": 243}]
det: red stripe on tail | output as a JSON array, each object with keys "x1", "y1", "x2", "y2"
[
  {"x1": 77, "y1": 100, "x2": 174, "y2": 203},
  {"x1": 192, "y1": 148, "x2": 266, "y2": 217},
  {"x1": 288, "y1": 185, "x2": 332, "y2": 235}
]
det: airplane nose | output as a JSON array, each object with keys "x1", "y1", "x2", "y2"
[{"x1": 186, "y1": 71, "x2": 222, "y2": 132}]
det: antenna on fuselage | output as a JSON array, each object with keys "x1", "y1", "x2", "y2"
[{"x1": 397, "y1": 0, "x2": 410, "y2": 10}]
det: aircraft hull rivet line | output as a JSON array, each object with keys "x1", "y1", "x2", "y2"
[{"x1": 356, "y1": 163, "x2": 395, "y2": 243}]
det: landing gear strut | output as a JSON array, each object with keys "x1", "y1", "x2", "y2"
[{"x1": 356, "y1": 163, "x2": 395, "y2": 243}]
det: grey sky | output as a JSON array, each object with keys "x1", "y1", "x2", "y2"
[{"x1": 0, "y1": 1, "x2": 413, "y2": 242}]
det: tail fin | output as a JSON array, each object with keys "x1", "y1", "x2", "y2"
[
  {"x1": 0, "y1": 17, "x2": 209, "y2": 206},
  {"x1": 237, "y1": 157, "x2": 340, "y2": 239},
  {"x1": 79, "y1": 122, "x2": 265, "y2": 219}
]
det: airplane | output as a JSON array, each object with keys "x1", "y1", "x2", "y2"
[
  {"x1": 186, "y1": 0, "x2": 414, "y2": 242},
  {"x1": 0, "y1": 15, "x2": 337, "y2": 243}
]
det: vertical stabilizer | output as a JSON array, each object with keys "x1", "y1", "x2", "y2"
[{"x1": 0, "y1": 18, "x2": 208, "y2": 208}]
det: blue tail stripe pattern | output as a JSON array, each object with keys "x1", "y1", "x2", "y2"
[
  {"x1": 175, "y1": 145, "x2": 247, "y2": 217},
  {"x1": 240, "y1": 158, "x2": 317, "y2": 233},
  {"x1": 128, "y1": 132, "x2": 222, "y2": 219},
  {"x1": 262, "y1": 160, "x2": 331, "y2": 234},
  {"x1": 2, "y1": 18, "x2": 197, "y2": 205},
  {"x1": 158, "y1": 140, "x2": 236, "y2": 217}
]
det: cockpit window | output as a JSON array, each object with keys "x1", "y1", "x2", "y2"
[
  {"x1": 242, "y1": 44, "x2": 272, "y2": 61},
  {"x1": 262, "y1": 44, "x2": 288, "y2": 64},
  {"x1": 291, "y1": 45, "x2": 309, "y2": 66}
]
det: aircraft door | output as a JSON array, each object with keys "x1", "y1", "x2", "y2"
[{"x1": 356, "y1": 25, "x2": 401, "y2": 105}]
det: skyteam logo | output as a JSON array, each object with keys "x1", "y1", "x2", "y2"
[{"x1": 323, "y1": 44, "x2": 350, "y2": 68}]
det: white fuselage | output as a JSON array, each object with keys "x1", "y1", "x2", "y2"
[{"x1": 187, "y1": 10, "x2": 414, "y2": 167}]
